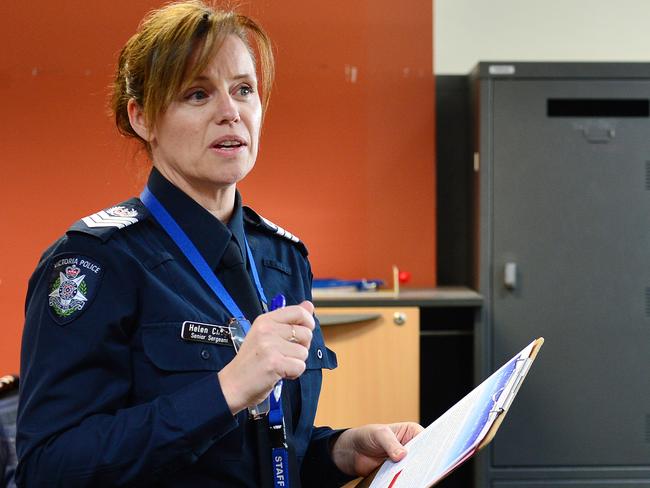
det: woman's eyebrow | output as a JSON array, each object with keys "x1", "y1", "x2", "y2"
[
  {"x1": 234, "y1": 73, "x2": 255, "y2": 80},
  {"x1": 191, "y1": 73, "x2": 256, "y2": 83}
]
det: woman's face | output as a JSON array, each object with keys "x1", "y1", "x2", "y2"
[{"x1": 149, "y1": 35, "x2": 262, "y2": 195}]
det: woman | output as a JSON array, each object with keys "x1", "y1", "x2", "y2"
[{"x1": 16, "y1": 2, "x2": 421, "y2": 486}]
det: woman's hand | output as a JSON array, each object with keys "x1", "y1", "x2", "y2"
[
  {"x1": 331, "y1": 422, "x2": 424, "y2": 477},
  {"x1": 218, "y1": 301, "x2": 315, "y2": 415}
]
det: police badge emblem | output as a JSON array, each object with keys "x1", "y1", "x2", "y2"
[
  {"x1": 105, "y1": 205, "x2": 138, "y2": 218},
  {"x1": 47, "y1": 254, "x2": 104, "y2": 325}
]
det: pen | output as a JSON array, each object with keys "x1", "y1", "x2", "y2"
[{"x1": 270, "y1": 293, "x2": 286, "y2": 312}]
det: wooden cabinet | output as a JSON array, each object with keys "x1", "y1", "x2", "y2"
[
  {"x1": 312, "y1": 289, "x2": 482, "y2": 488},
  {"x1": 314, "y1": 306, "x2": 420, "y2": 429}
]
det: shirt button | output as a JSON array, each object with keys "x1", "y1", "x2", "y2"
[
  {"x1": 317, "y1": 349, "x2": 323, "y2": 359},
  {"x1": 201, "y1": 349, "x2": 210, "y2": 360}
]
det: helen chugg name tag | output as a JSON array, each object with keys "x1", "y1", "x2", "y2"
[{"x1": 181, "y1": 321, "x2": 233, "y2": 346}]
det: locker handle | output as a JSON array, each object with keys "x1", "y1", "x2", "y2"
[
  {"x1": 504, "y1": 262, "x2": 517, "y2": 290},
  {"x1": 582, "y1": 125, "x2": 615, "y2": 143}
]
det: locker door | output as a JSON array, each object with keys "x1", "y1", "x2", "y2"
[{"x1": 489, "y1": 79, "x2": 650, "y2": 466}]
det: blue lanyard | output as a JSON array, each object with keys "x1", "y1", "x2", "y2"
[
  {"x1": 140, "y1": 186, "x2": 289, "y2": 487},
  {"x1": 140, "y1": 187, "x2": 268, "y2": 327}
]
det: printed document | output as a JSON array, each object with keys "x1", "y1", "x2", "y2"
[{"x1": 366, "y1": 338, "x2": 542, "y2": 488}]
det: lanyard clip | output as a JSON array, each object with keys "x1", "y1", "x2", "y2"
[
  {"x1": 269, "y1": 422, "x2": 288, "y2": 449},
  {"x1": 229, "y1": 317, "x2": 270, "y2": 418}
]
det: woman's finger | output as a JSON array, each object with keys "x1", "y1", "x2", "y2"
[
  {"x1": 274, "y1": 337, "x2": 310, "y2": 361},
  {"x1": 283, "y1": 323, "x2": 313, "y2": 346},
  {"x1": 270, "y1": 304, "x2": 315, "y2": 330},
  {"x1": 371, "y1": 425, "x2": 408, "y2": 462},
  {"x1": 299, "y1": 300, "x2": 314, "y2": 315},
  {"x1": 281, "y1": 356, "x2": 308, "y2": 379},
  {"x1": 390, "y1": 422, "x2": 424, "y2": 444}
]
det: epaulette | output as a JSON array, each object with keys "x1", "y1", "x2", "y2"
[
  {"x1": 243, "y1": 206, "x2": 308, "y2": 256},
  {"x1": 68, "y1": 198, "x2": 148, "y2": 242}
]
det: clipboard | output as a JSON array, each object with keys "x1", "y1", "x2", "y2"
[{"x1": 355, "y1": 337, "x2": 544, "y2": 488}]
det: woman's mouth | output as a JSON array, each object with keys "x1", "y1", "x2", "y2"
[
  {"x1": 211, "y1": 137, "x2": 247, "y2": 154},
  {"x1": 215, "y1": 140, "x2": 244, "y2": 149}
]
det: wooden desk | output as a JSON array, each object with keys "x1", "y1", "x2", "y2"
[
  {"x1": 313, "y1": 287, "x2": 482, "y2": 488},
  {"x1": 313, "y1": 287, "x2": 482, "y2": 308},
  {"x1": 315, "y1": 305, "x2": 420, "y2": 428},
  {"x1": 313, "y1": 287, "x2": 482, "y2": 428}
]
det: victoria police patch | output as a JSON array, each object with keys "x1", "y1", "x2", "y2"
[{"x1": 47, "y1": 254, "x2": 104, "y2": 325}]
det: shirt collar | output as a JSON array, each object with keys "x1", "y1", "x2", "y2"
[
  {"x1": 227, "y1": 191, "x2": 247, "y2": 265},
  {"x1": 145, "y1": 167, "x2": 246, "y2": 270}
]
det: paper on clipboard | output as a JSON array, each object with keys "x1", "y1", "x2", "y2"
[{"x1": 359, "y1": 337, "x2": 544, "y2": 488}]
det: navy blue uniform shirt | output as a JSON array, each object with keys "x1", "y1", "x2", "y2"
[{"x1": 16, "y1": 169, "x2": 354, "y2": 487}]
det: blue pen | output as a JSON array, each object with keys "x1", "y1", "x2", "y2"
[{"x1": 270, "y1": 293, "x2": 286, "y2": 311}]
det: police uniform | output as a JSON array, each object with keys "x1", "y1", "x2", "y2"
[{"x1": 16, "y1": 168, "x2": 355, "y2": 487}]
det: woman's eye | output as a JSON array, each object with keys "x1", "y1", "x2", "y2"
[
  {"x1": 238, "y1": 85, "x2": 254, "y2": 97},
  {"x1": 186, "y1": 89, "x2": 209, "y2": 102}
]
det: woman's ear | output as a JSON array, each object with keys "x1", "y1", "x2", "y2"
[{"x1": 127, "y1": 99, "x2": 152, "y2": 142}]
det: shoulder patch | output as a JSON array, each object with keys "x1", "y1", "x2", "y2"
[
  {"x1": 69, "y1": 198, "x2": 147, "y2": 242},
  {"x1": 47, "y1": 254, "x2": 104, "y2": 325},
  {"x1": 243, "y1": 206, "x2": 308, "y2": 255}
]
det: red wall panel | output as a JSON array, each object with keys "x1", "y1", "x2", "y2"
[{"x1": 0, "y1": 1, "x2": 435, "y2": 374}]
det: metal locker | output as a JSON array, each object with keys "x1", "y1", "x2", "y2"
[{"x1": 471, "y1": 62, "x2": 650, "y2": 488}]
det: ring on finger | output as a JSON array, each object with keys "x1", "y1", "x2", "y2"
[{"x1": 289, "y1": 325, "x2": 297, "y2": 343}]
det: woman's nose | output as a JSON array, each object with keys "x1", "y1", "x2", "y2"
[{"x1": 214, "y1": 93, "x2": 240, "y2": 125}]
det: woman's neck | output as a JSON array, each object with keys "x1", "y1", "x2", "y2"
[{"x1": 155, "y1": 165, "x2": 236, "y2": 223}]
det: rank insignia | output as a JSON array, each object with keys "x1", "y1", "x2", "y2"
[
  {"x1": 47, "y1": 254, "x2": 104, "y2": 325},
  {"x1": 81, "y1": 205, "x2": 139, "y2": 229},
  {"x1": 105, "y1": 205, "x2": 138, "y2": 218}
]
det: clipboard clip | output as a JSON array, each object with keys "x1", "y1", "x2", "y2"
[
  {"x1": 487, "y1": 387, "x2": 506, "y2": 417},
  {"x1": 490, "y1": 387, "x2": 505, "y2": 404}
]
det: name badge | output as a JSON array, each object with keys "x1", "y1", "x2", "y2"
[{"x1": 181, "y1": 321, "x2": 233, "y2": 346}]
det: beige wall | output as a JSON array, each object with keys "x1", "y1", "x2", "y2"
[{"x1": 435, "y1": 0, "x2": 650, "y2": 74}]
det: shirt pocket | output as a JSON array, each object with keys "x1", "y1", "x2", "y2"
[
  {"x1": 262, "y1": 258, "x2": 292, "y2": 276},
  {"x1": 137, "y1": 322, "x2": 244, "y2": 460},
  {"x1": 141, "y1": 322, "x2": 236, "y2": 372}
]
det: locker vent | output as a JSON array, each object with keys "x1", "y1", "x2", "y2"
[
  {"x1": 646, "y1": 161, "x2": 650, "y2": 190},
  {"x1": 646, "y1": 414, "x2": 650, "y2": 443}
]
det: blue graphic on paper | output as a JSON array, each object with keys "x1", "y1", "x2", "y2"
[{"x1": 439, "y1": 352, "x2": 521, "y2": 468}]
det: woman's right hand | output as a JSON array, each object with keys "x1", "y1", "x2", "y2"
[{"x1": 217, "y1": 300, "x2": 315, "y2": 415}]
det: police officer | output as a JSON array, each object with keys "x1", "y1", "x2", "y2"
[{"x1": 16, "y1": 2, "x2": 422, "y2": 486}]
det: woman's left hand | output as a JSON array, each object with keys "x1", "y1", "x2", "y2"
[{"x1": 330, "y1": 422, "x2": 424, "y2": 477}]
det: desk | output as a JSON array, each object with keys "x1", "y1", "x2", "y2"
[
  {"x1": 313, "y1": 287, "x2": 482, "y2": 425},
  {"x1": 313, "y1": 287, "x2": 482, "y2": 308},
  {"x1": 313, "y1": 287, "x2": 482, "y2": 488},
  {"x1": 314, "y1": 305, "x2": 420, "y2": 428}
]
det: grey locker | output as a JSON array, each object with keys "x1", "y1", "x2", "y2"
[{"x1": 471, "y1": 63, "x2": 650, "y2": 488}]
